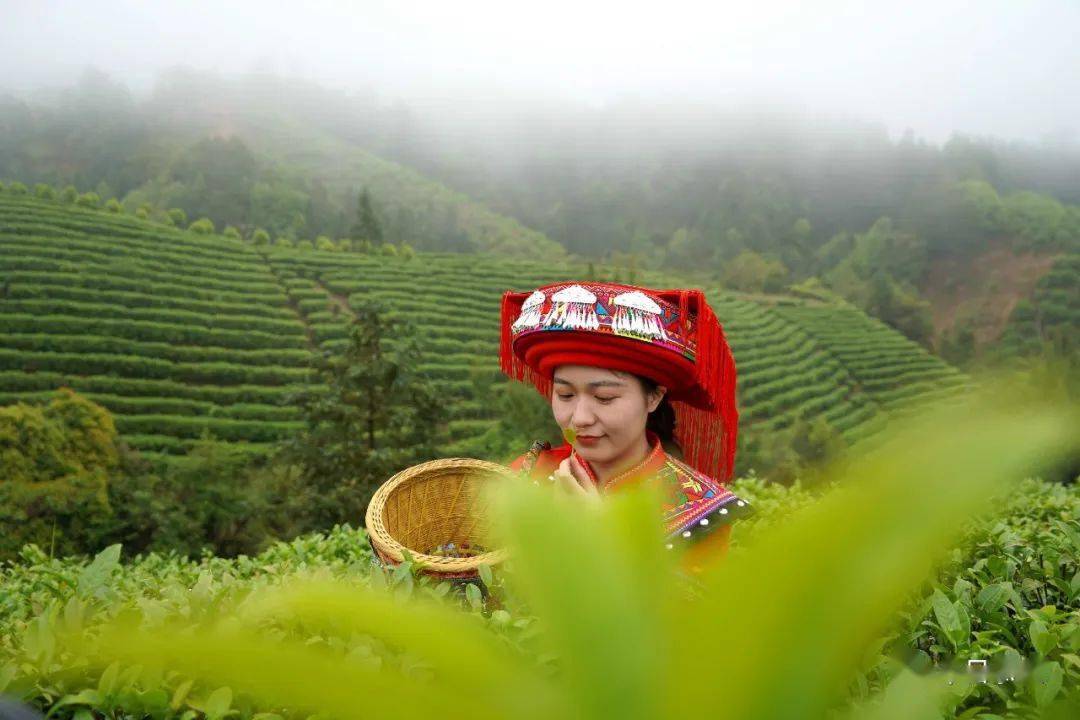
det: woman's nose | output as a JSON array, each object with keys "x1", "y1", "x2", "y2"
[{"x1": 570, "y1": 399, "x2": 597, "y2": 427}]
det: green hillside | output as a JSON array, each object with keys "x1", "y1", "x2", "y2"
[
  {"x1": 0, "y1": 192, "x2": 970, "y2": 467},
  {"x1": 237, "y1": 115, "x2": 566, "y2": 258}
]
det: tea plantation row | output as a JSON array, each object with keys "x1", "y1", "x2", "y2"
[{"x1": 0, "y1": 192, "x2": 970, "y2": 463}]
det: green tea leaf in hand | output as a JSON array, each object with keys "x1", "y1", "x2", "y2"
[{"x1": 562, "y1": 427, "x2": 577, "y2": 445}]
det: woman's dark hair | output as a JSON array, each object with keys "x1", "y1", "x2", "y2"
[{"x1": 637, "y1": 375, "x2": 682, "y2": 457}]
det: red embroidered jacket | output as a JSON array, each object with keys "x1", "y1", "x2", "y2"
[{"x1": 510, "y1": 432, "x2": 751, "y2": 571}]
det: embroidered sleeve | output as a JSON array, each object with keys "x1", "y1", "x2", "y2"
[{"x1": 659, "y1": 457, "x2": 753, "y2": 546}]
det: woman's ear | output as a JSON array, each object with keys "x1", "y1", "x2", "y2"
[{"x1": 647, "y1": 385, "x2": 667, "y2": 414}]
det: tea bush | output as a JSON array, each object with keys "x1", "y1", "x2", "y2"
[{"x1": 1, "y1": 473, "x2": 1076, "y2": 718}]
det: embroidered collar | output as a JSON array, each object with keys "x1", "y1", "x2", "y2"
[{"x1": 575, "y1": 431, "x2": 668, "y2": 493}]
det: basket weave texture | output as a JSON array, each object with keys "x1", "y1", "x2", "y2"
[{"x1": 364, "y1": 457, "x2": 512, "y2": 577}]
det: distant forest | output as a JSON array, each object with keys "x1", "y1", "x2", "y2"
[{"x1": 1, "y1": 69, "x2": 1077, "y2": 360}]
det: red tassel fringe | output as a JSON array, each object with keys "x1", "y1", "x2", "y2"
[
  {"x1": 671, "y1": 290, "x2": 739, "y2": 483},
  {"x1": 499, "y1": 290, "x2": 553, "y2": 399}
]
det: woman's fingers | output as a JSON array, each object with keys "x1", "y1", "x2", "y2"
[
  {"x1": 557, "y1": 455, "x2": 583, "y2": 496},
  {"x1": 554, "y1": 458, "x2": 585, "y2": 496},
  {"x1": 568, "y1": 454, "x2": 601, "y2": 497},
  {"x1": 550, "y1": 456, "x2": 600, "y2": 505}
]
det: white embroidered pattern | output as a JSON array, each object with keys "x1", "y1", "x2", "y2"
[
  {"x1": 542, "y1": 285, "x2": 600, "y2": 330},
  {"x1": 512, "y1": 290, "x2": 546, "y2": 332},
  {"x1": 612, "y1": 290, "x2": 668, "y2": 340}
]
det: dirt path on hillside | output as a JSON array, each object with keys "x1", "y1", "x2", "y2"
[
  {"x1": 314, "y1": 279, "x2": 356, "y2": 319},
  {"x1": 923, "y1": 242, "x2": 1061, "y2": 347}
]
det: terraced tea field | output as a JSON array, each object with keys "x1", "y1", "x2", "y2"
[
  {"x1": 0, "y1": 193, "x2": 971, "y2": 464},
  {"x1": 0, "y1": 194, "x2": 313, "y2": 456}
]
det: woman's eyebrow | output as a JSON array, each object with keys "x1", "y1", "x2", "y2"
[{"x1": 552, "y1": 377, "x2": 625, "y2": 388}]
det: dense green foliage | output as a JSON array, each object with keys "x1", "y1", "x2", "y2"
[
  {"x1": 0, "y1": 388, "x2": 116, "y2": 558},
  {"x1": 0, "y1": 393, "x2": 1076, "y2": 719},
  {"x1": 282, "y1": 308, "x2": 445, "y2": 526},
  {"x1": 0, "y1": 387, "x2": 303, "y2": 560}
]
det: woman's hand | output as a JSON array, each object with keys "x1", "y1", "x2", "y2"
[{"x1": 551, "y1": 454, "x2": 602, "y2": 504}]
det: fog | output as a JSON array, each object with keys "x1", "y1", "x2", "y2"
[{"x1": 2, "y1": 0, "x2": 1078, "y2": 144}]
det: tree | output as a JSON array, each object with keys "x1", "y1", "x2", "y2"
[
  {"x1": 60, "y1": 185, "x2": 78, "y2": 204},
  {"x1": 105, "y1": 198, "x2": 123, "y2": 213},
  {"x1": 720, "y1": 250, "x2": 789, "y2": 293},
  {"x1": 76, "y1": 192, "x2": 100, "y2": 208},
  {"x1": 252, "y1": 228, "x2": 271, "y2": 246},
  {"x1": 282, "y1": 306, "x2": 444, "y2": 527},
  {"x1": 35, "y1": 183, "x2": 56, "y2": 200},
  {"x1": 188, "y1": 217, "x2": 215, "y2": 234},
  {"x1": 223, "y1": 225, "x2": 242, "y2": 240},
  {"x1": 168, "y1": 208, "x2": 187, "y2": 226},
  {"x1": 0, "y1": 389, "x2": 118, "y2": 558},
  {"x1": 351, "y1": 188, "x2": 384, "y2": 245}
]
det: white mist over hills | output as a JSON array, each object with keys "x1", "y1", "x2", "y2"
[{"x1": 2, "y1": 0, "x2": 1079, "y2": 144}]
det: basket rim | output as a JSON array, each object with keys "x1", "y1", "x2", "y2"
[{"x1": 364, "y1": 457, "x2": 513, "y2": 572}]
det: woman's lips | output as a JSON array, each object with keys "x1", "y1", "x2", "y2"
[{"x1": 576, "y1": 435, "x2": 602, "y2": 446}]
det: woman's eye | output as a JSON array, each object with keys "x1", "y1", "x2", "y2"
[
  {"x1": 595, "y1": 396, "x2": 616, "y2": 404},
  {"x1": 556, "y1": 394, "x2": 574, "y2": 401}
]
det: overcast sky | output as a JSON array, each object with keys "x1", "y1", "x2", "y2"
[{"x1": 3, "y1": 0, "x2": 1078, "y2": 143}]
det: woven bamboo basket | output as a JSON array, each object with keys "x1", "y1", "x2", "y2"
[{"x1": 364, "y1": 457, "x2": 513, "y2": 580}]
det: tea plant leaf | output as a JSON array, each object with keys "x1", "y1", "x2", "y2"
[
  {"x1": 1030, "y1": 660, "x2": 1064, "y2": 707},
  {"x1": 89, "y1": 621, "x2": 518, "y2": 720},
  {"x1": 1029, "y1": 619, "x2": 1056, "y2": 657},
  {"x1": 976, "y1": 583, "x2": 1011, "y2": 614},
  {"x1": 666, "y1": 389, "x2": 1077, "y2": 720},
  {"x1": 465, "y1": 582, "x2": 482, "y2": 609},
  {"x1": 478, "y1": 563, "x2": 494, "y2": 588},
  {"x1": 933, "y1": 591, "x2": 968, "y2": 649},
  {"x1": 76, "y1": 544, "x2": 120, "y2": 597},
  {"x1": 170, "y1": 679, "x2": 194, "y2": 710},
  {"x1": 241, "y1": 579, "x2": 530, "y2": 693},
  {"x1": 486, "y1": 479, "x2": 671, "y2": 720},
  {"x1": 203, "y1": 686, "x2": 233, "y2": 720},
  {"x1": 96, "y1": 661, "x2": 119, "y2": 697}
]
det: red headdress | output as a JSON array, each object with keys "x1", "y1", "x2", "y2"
[{"x1": 500, "y1": 282, "x2": 739, "y2": 482}]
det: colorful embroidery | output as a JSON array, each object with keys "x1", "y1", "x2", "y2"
[
  {"x1": 659, "y1": 456, "x2": 751, "y2": 540},
  {"x1": 612, "y1": 290, "x2": 669, "y2": 341},
  {"x1": 543, "y1": 285, "x2": 600, "y2": 331},
  {"x1": 512, "y1": 282, "x2": 696, "y2": 360},
  {"x1": 511, "y1": 435, "x2": 750, "y2": 548}
]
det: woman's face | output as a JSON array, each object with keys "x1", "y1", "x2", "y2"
[{"x1": 551, "y1": 364, "x2": 664, "y2": 466}]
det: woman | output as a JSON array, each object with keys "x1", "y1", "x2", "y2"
[{"x1": 499, "y1": 282, "x2": 750, "y2": 572}]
